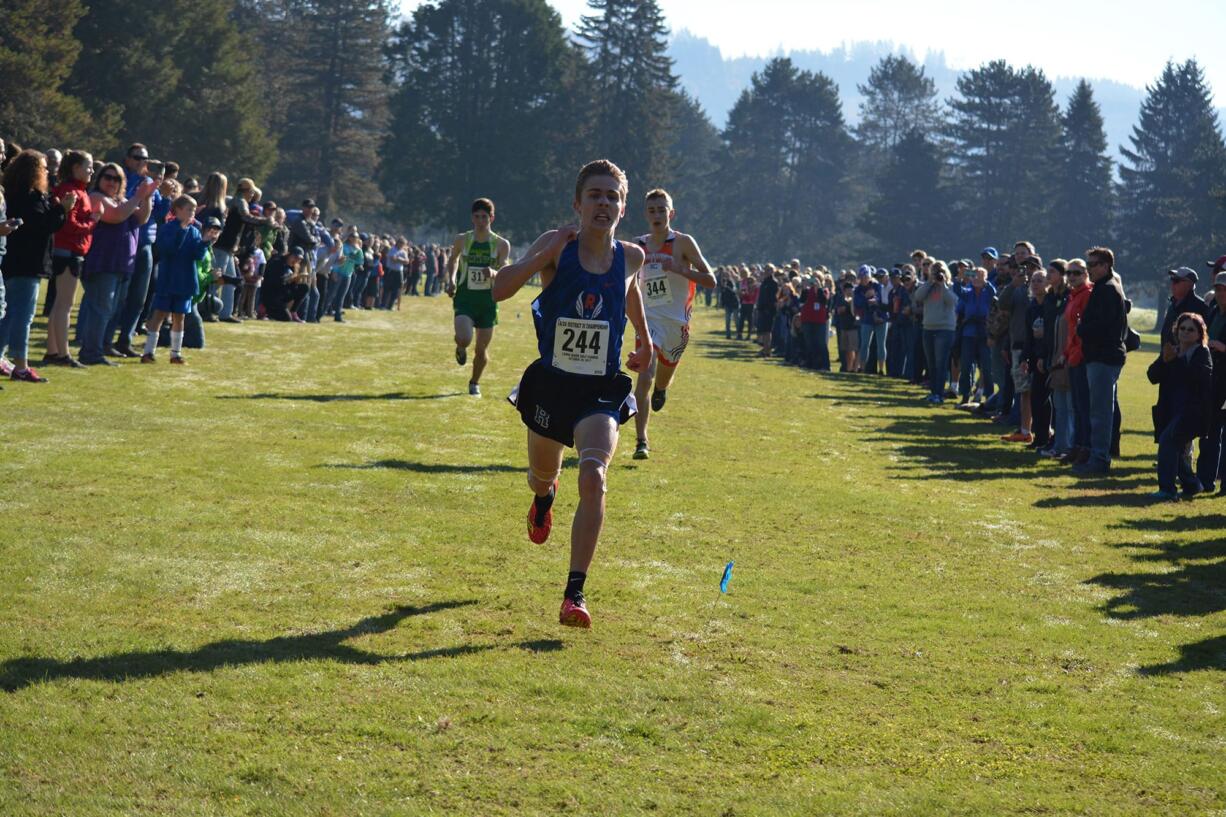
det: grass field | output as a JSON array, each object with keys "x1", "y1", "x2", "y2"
[{"x1": 1, "y1": 292, "x2": 1223, "y2": 816}]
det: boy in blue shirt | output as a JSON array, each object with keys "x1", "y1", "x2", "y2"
[{"x1": 142, "y1": 196, "x2": 218, "y2": 364}]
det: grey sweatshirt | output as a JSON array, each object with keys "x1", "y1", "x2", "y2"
[{"x1": 913, "y1": 280, "x2": 958, "y2": 330}]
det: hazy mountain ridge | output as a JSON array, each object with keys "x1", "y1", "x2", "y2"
[{"x1": 668, "y1": 31, "x2": 1226, "y2": 161}]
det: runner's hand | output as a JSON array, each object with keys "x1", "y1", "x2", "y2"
[
  {"x1": 549, "y1": 225, "x2": 578, "y2": 256},
  {"x1": 626, "y1": 340, "x2": 652, "y2": 373}
]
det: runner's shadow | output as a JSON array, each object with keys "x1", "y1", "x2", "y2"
[
  {"x1": 0, "y1": 600, "x2": 562, "y2": 693},
  {"x1": 216, "y1": 392, "x2": 462, "y2": 402},
  {"x1": 321, "y1": 460, "x2": 522, "y2": 473}
]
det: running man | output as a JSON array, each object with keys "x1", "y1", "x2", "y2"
[
  {"x1": 631, "y1": 189, "x2": 716, "y2": 459},
  {"x1": 492, "y1": 159, "x2": 651, "y2": 629},
  {"x1": 446, "y1": 198, "x2": 510, "y2": 396}
]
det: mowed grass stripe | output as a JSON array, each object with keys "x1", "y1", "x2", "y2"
[{"x1": 0, "y1": 293, "x2": 1222, "y2": 816}]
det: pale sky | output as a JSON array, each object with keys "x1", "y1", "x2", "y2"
[{"x1": 398, "y1": 0, "x2": 1226, "y2": 100}]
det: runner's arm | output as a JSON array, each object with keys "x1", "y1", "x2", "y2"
[
  {"x1": 677, "y1": 233, "x2": 717, "y2": 288},
  {"x1": 623, "y1": 243, "x2": 653, "y2": 372},
  {"x1": 491, "y1": 228, "x2": 571, "y2": 302},
  {"x1": 444, "y1": 234, "x2": 464, "y2": 295},
  {"x1": 494, "y1": 236, "x2": 511, "y2": 270}
]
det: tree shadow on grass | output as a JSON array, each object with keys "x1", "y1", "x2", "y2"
[
  {"x1": 1138, "y1": 635, "x2": 1226, "y2": 675},
  {"x1": 0, "y1": 600, "x2": 563, "y2": 693},
  {"x1": 698, "y1": 337, "x2": 772, "y2": 363},
  {"x1": 216, "y1": 392, "x2": 463, "y2": 403}
]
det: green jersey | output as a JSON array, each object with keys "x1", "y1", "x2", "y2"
[{"x1": 456, "y1": 231, "x2": 500, "y2": 299}]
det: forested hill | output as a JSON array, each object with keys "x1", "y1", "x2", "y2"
[{"x1": 668, "y1": 31, "x2": 1223, "y2": 162}]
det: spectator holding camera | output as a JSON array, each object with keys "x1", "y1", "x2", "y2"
[
  {"x1": 914, "y1": 259, "x2": 958, "y2": 404},
  {"x1": 1147, "y1": 312, "x2": 1214, "y2": 500}
]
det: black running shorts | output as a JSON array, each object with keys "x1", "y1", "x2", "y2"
[{"x1": 508, "y1": 358, "x2": 637, "y2": 447}]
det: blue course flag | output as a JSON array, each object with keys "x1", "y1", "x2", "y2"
[{"x1": 720, "y1": 561, "x2": 734, "y2": 594}]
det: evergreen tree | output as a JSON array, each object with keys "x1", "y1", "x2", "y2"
[
  {"x1": 857, "y1": 129, "x2": 950, "y2": 259},
  {"x1": 1051, "y1": 80, "x2": 1113, "y2": 257},
  {"x1": 661, "y1": 89, "x2": 721, "y2": 235},
  {"x1": 575, "y1": 0, "x2": 677, "y2": 232},
  {"x1": 855, "y1": 54, "x2": 941, "y2": 153},
  {"x1": 381, "y1": 0, "x2": 587, "y2": 236},
  {"x1": 715, "y1": 58, "x2": 854, "y2": 261},
  {"x1": 270, "y1": 0, "x2": 392, "y2": 214},
  {"x1": 67, "y1": 0, "x2": 275, "y2": 179},
  {"x1": 946, "y1": 61, "x2": 1062, "y2": 250},
  {"x1": 1118, "y1": 60, "x2": 1226, "y2": 279},
  {"x1": 0, "y1": 0, "x2": 114, "y2": 150}
]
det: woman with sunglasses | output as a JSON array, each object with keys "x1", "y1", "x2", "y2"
[
  {"x1": 1146, "y1": 312, "x2": 1214, "y2": 501},
  {"x1": 76, "y1": 162, "x2": 156, "y2": 366}
]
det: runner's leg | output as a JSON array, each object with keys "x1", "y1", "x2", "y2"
[
  {"x1": 454, "y1": 314, "x2": 474, "y2": 365},
  {"x1": 570, "y1": 413, "x2": 619, "y2": 574},
  {"x1": 472, "y1": 327, "x2": 494, "y2": 384},
  {"x1": 633, "y1": 352, "x2": 657, "y2": 443},
  {"x1": 527, "y1": 429, "x2": 564, "y2": 498},
  {"x1": 653, "y1": 356, "x2": 679, "y2": 391}
]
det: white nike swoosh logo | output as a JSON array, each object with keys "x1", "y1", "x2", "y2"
[{"x1": 597, "y1": 398, "x2": 613, "y2": 404}]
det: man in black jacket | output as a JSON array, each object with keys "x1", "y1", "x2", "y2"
[
  {"x1": 1074, "y1": 246, "x2": 1128, "y2": 475},
  {"x1": 1160, "y1": 267, "x2": 1210, "y2": 344},
  {"x1": 1196, "y1": 271, "x2": 1226, "y2": 494}
]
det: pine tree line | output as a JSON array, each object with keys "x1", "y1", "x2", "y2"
[{"x1": 1, "y1": 0, "x2": 1223, "y2": 274}]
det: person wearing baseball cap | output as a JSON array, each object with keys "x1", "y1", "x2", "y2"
[
  {"x1": 1195, "y1": 269, "x2": 1226, "y2": 494},
  {"x1": 1206, "y1": 254, "x2": 1226, "y2": 274},
  {"x1": 1161, "y1": 266, "x2": 1210, "y2": 344}
]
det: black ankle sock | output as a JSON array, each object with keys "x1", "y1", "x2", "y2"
[
  {"x1": 532, "y1": 487, "x2": 555, "y2": 526},
  {"x1": 565, "y1": 571, "x2": 586, "y2": 601}
]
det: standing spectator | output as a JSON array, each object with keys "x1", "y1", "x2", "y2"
[
  {"x1": 1147, "y1": 312, "x2": 1214, "y2": 500},
  {"x1": 854, "y1": 266, "x2": 887, "y2": 374},
  {"x1": 956, "y1": 266, "x2": 995, "y2": 405},
  {"x1": 0, "y1": 150, "x2": 75, "y2": 382},
  {"x1": 756, "y1": 266, "x2": 779, "y2": 357},
  {"x1": 45, "y1": 150, "x2": 96, "y2": 367},
  {"x1": 1024, "y1": 267, "x2": 1053, "y2": 449},
  {"x1": 109, "y1": 145, "x2": 165, "y2": 354},
  {"x1": 914, "y1": 260, "x2": 958, "y2": 404},
  {"x1": 1074, "y1": 246, "x2": 1128, "y2": 476},
  {"x1": 832, "y1": 279, "x2": 859, "y2": 372},
  {"x1": 77, "y1": 163, "x2": 155, "y2": 366},
  {"x1": 1195, "y1": 271, "x2": 1226, "y2": 494},
  {"x1": 323, "y1": 233, "x2": 362, "y2": 322},
  {"x1": 1062, "y1": 259, "x2": 1093, "y2": 464},
  {"x1": 1037, "y1": 260, "x2": 1070, "y2": 457},
  {"x1": 382, "y1": 238, "x2": 408, "y2": 309},
  {"x1": 719, "y1": 267, "x2": 739, "y2": 339},
  {"x1": 215, "y1": 177, "x2": 270, "y2": 323},
  {"x1": 1160, "y1": 267, "x2": 1209, "y2": 344},
  {"x1": 892, "y1": 267, "x2": 918, "y2": 380},
  {"x1": 142, "y1": 194, "x2": 217, "y2": 364},
  {"x1": 196, "y1": 173, "x2": 229, "y2": 322},
  {"x1": 737, "y1": 269, "x2": 758, "y2": 341},
  {"x1": 1045, "y1": 267, "x2": 1075, "y2": 459},
  {"x1": 799, "y1": 273, "x2": 830, "y2": 370}
]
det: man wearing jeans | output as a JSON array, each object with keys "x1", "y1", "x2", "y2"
[{"x1": 1074, "y1": 246, "x2": 1128, "y2": 476}]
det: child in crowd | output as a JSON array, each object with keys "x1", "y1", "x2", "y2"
[{"x1": 142, "y1": 195, "x2": 218, "y2": 364}]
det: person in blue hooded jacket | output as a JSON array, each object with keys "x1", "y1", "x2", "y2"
[
  {"x1": 956, "y1": 266, "x2": 996, "y2": 404},
  {"x1": 141, "y1": 195, "x2": 216, "y2": 364}
]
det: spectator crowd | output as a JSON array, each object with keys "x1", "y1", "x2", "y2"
[
  {"x1": 0, "y1": 138, "x2": 449, "y2": 374},
  {"x1": 714, "y1": 244, "x2": 1226, "y2": 501}
]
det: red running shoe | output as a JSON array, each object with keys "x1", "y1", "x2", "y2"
[
  {"x1": 527, "y1": 481, "x2": 558, "y2": 544},
  {"x1": 559, "y1": 595, "x2": 591, "y2": 628}
]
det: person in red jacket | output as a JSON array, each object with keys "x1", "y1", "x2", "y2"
[
  {"x1": 1062, "y1": 259, "x2": 1093, "y2": 464},
  {"x1": 45, "y1": 150, "x2": 97, "y2": 366}
]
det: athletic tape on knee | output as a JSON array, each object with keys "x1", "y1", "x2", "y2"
[
  {"x1": 577, "y1": 448, "x2": 611, "y2": 493},
  {"x1": 528, "y1": 467, "x2": 560, "y2": 488}
]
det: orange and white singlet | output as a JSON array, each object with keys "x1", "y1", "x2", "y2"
[{"x1": 636, "y1": 231, "x2": 696, "y2": 325}]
